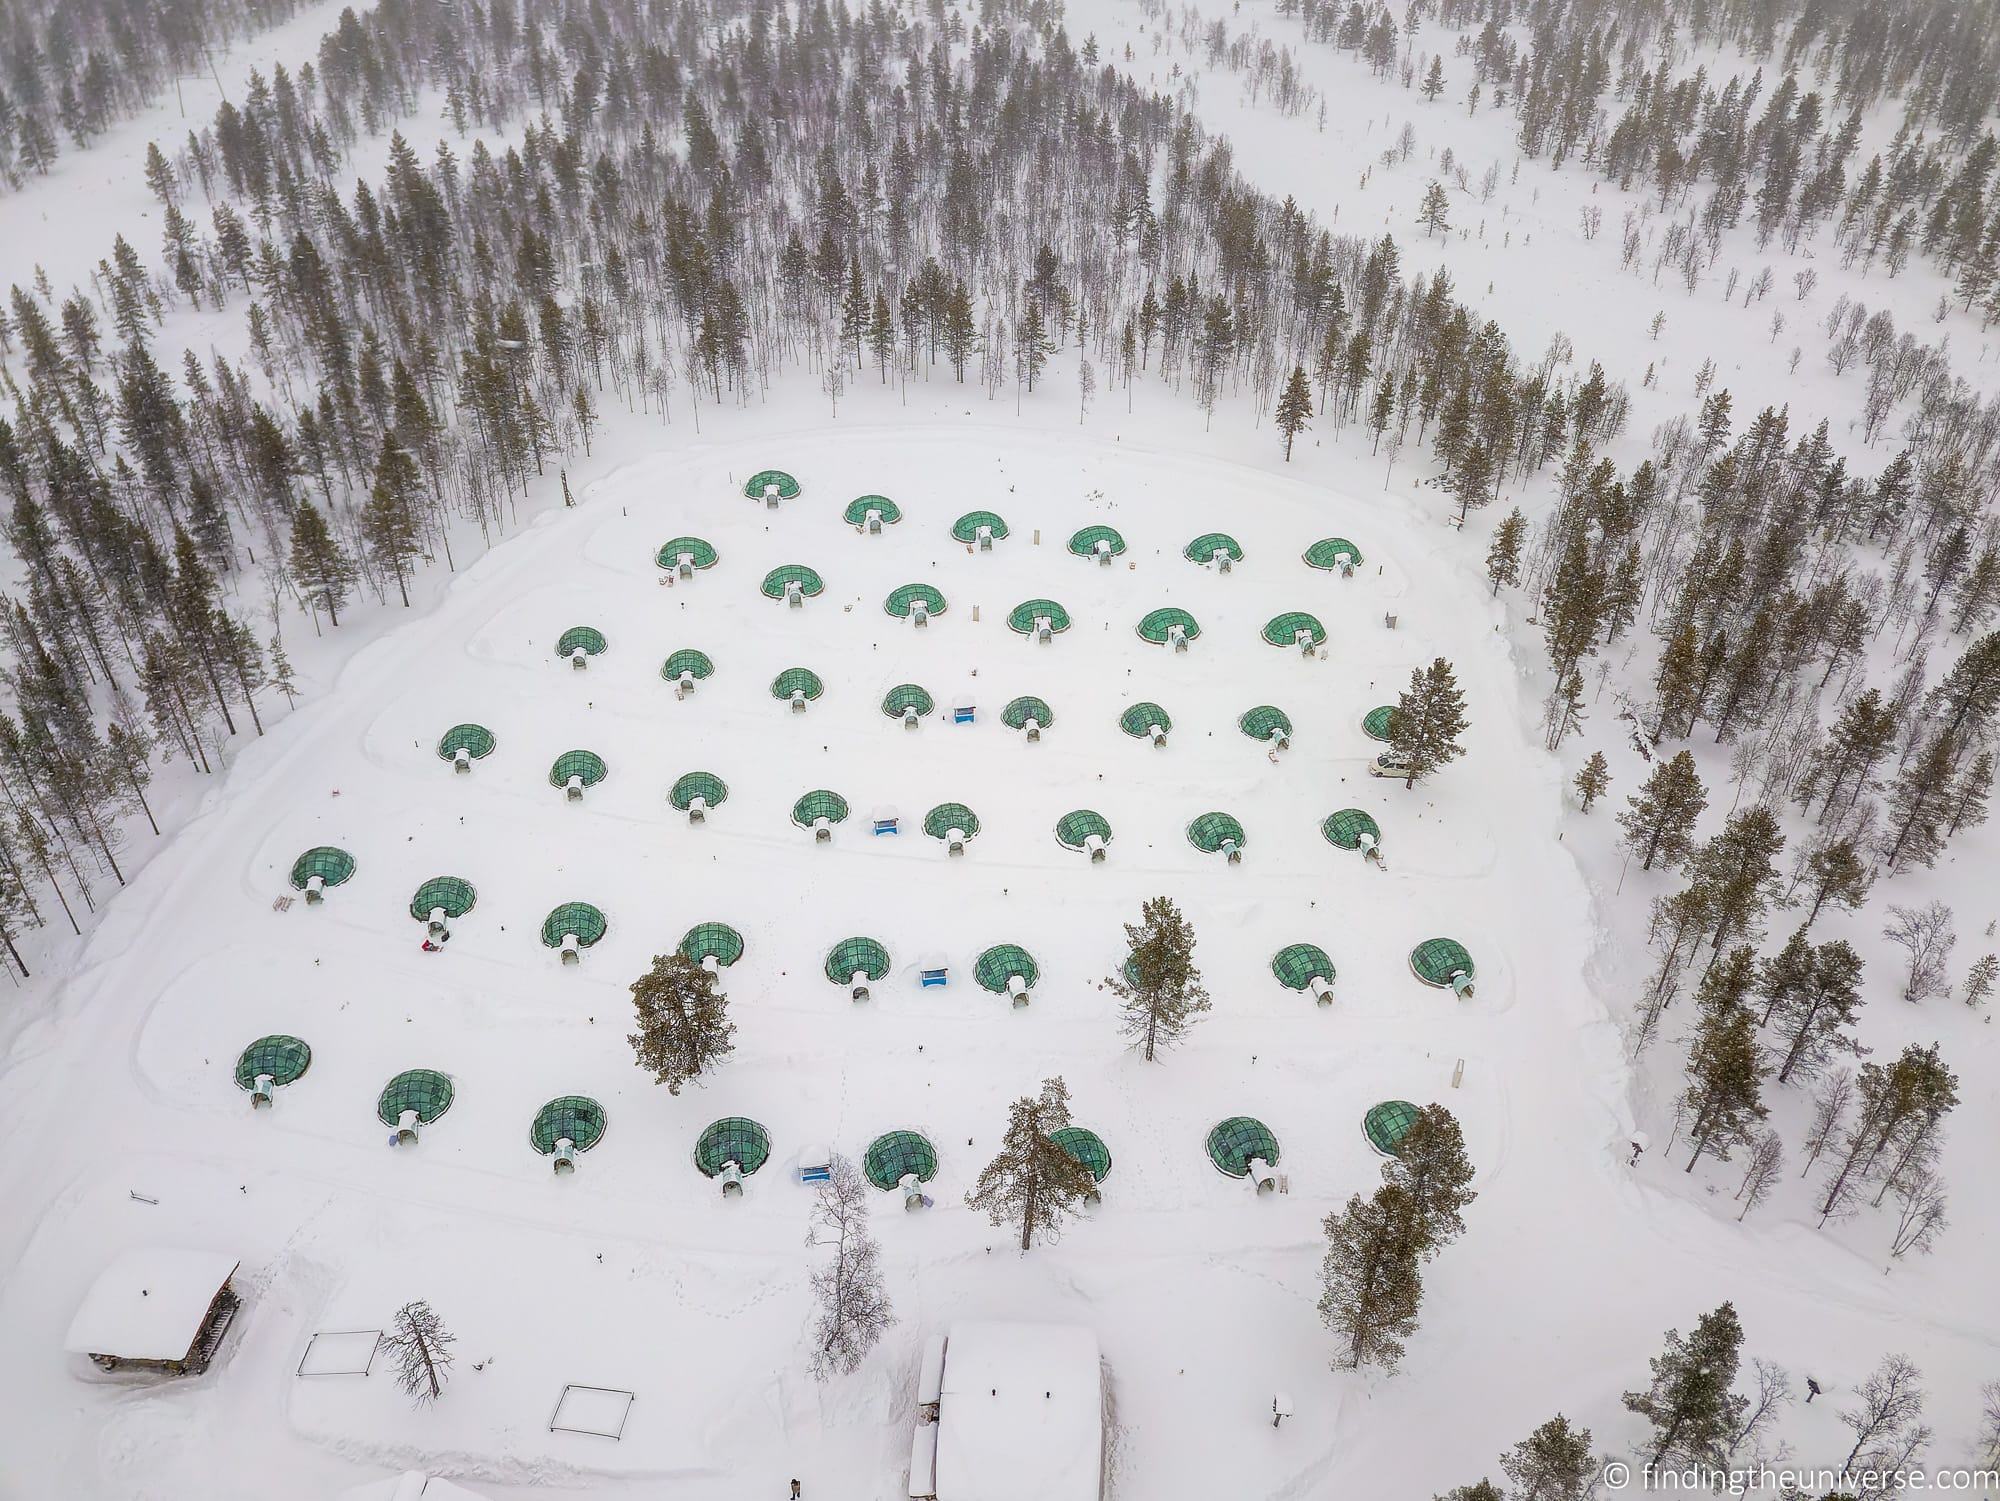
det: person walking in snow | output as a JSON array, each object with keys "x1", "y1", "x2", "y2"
[{"x1": 790, "y1": 1481, "x2": 802, "y2": 1498}]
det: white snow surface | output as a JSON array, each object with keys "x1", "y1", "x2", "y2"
[
  {"x1": 3, "y1": 411, "x2": 1993, "y2": 1500},
  {"x1": 934, "y1": 1321, "x2": 1102, "y2": 1501},
  {"x1": 61, "y1": 1248, "x2": 239, "y2": 1362}
]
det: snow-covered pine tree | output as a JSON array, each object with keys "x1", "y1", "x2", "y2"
[
  {"x1": 806, "y1": 1155, "x2": 893, "y2": 1379},
  {"x1": 383, "y1": 1300, "x2": 456, "y2": 1405},
  {"x1": 1498, "y1": 1413, "x2": 1597, "y2": 1501},
  {"x1": 1381, "y1": 1103, "x2": 1477, "y2": 1257},
  {"x1": 1816, "y1": 1045, "x2": 1958, "y2": 1224},
  {"x1": 1622, "y1": 1303, "x2": 1749, "y2": 1468},
  {"x1": 1574, "y1": 751, "x2": 1611, "y2": 812},
  {"x1": 1767, "y1": 935, "x2": 1865, "y2": 1085},
  {"x1": 627, "y1": 952, "x2": 735, "y2": 1094},
  {"x1": 1318, "y1": 1184, "x2": 1424, "y2": 1372},
  {"x1": 964, "y1": 1076, "x2": 1099, "y2": 1251},
  {"x1": 1485, "y1": 507, "x2": 1527, "y2": 595},
  {"x1": 1618, "y1": 751, "x2": 1708, "y2": 870},
  {"x1": 1388, "y1": 656, "x2": 1469, "y2": 788},
  {"x1": 1961, "y1": 952, "x2": 1998, "y2": 1011},
  {"x1": 1689, "y1": 806, "x2": 1785, "y2": 956},
  {"x1": 1106, "y1": 896, "x2": 1210, "y2": 1061},
  {"x1": 288, "y1": 501, "x2": 357, "y2": 629},
  {"x1": 1275, "y1": 364, "x2": 1313, "y2": 460},
  {"x1": 1678, "y1": 991, "x2": 1767, "y2": 1170}
]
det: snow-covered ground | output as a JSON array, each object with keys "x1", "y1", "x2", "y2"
[{"x1": 2, "y1": 407, "x2": 1995, "y2": 1499}]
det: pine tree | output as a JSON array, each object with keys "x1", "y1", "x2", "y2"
[
  {"x1": 1944, "y1": 750, "x2": 1992, "y2": 836},
  {"x1": 1486, "y1": 508, "x2": 1527, "y2": 595},
  {"x1": 964, "y1": 1076, "x2": 1100, "y2": 1250},
  {"x1": 1382, "y1": 1103, "x2": 1477, "y2": 1255},
  {"x1": 1106, "y1": 896, "x2": 1210, "y2": 1060},
  {"x1": 1881, "y1": 732, "x2": 1961, "y2": 872},
  {"x1": 1689, "y1": 806, "x2": 1785, "y2": 956},
  {"x1": 288, "y1": 501, "x2": 357, "y2": 628},
  {"x1": 1962, "y1": 953, "x2": 1998, "y2": 1011},
  {"x1": 1816, "y1": 1045, "x2": 1958, "y2": 1224},
  {"x1": 1796, "y1": 837, "x2": 1872, "y2": 929},
  {"x1": 1679, "y1": 991, "x2": 1767, "y2": 1169},
  {"x1": 383, "y1": 1300, "x2": 456, "y2": 1406},
  {"x1": 807, "y1": 1155, "x2": 894, "y2": 1378},
  {"x1": 1421, "y1": 56, "x2": 1446, "y2": 101},
  {"x1": 627, "y1": 952, "x2": 735, "y2": 1094},
  {"x1": 1765, "y1": 936, "x2": 1867, "y2": 1086},
  {"x1": 1419, "y1": 180, "x2": 1451, "y2": 237},
  {"x1": 360, "y1": 440, "x2": 424, "y2": 607},
  {"x1": 1499, "y1": 1413, "x2": 1597, "y2": 1501},
  {"x1": 1318, "y1": 1183, "x2": 1424, "y2": 1372},
  {"x1": 1015, "y1": 305, "x2": 1054, "y2": 393},
  {"x1": 1622, "y1": 1303, "x2": 1749, "y2": 1467},
  {"x1": 1388, "y1": 657, "x2": 1470, "y2": 788},
  {"x1": 1275, "y1": 364, "x2": 1313, "y2": 460},
  {"x1": 268, "y1": 632, "x2": 299, "y2": 709},
  {"x1": 1574, "y1": 751, "x2": 1611, "y2": 812},
  {"x1": 1437, "y1": 1484, "x2": 1504, "y2": 1501},
  {"x1": 1618, "y1": 751, "x2": 1708, "y2": 870}
]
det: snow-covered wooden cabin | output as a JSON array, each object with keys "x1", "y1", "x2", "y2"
[
  {"x1": 63, "y1": 1248, "x2": 241, "y2": 1376},
  {"x1": 912, "y1": 1321, "x2": 1103, "y2": 1501}
]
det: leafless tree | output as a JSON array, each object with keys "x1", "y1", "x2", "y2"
[
  {"x1": 1734, "y1": 1132, "x2": 1784, "y2": 1221},
  {"x1": 1882, "y1": 903, "x2": 1955, "y2": 1003},
  {"x1": 1888, "y1": 1169, "x2": 1949, "y2": 1261},
  {"x1": 1974, "y1": 1381, "x2": 2000, "y2": 1474},
  {"x1": 805, "y1": 1155, "x2": 894, "y2": 1379},
  {"x1": 1840, "y1": 1355, "x2": 1927, "y2": 1471},
  {"x1": 1799, "y1": 1070, "x2": 1854, "y2": 1176},
  {"x1": 382, "y1": 1300, "x2": 456, "y2": 1406},
  {"x1": 1722, "y1": 1357, "x2": 1794, "y2": 1463}
]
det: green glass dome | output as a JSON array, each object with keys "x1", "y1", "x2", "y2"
[
  {"x1": 679, "y1": 921, "x2": 744, "y2": 968},
  {"x1": 744, "y1": 469, "x2": 801, "y2": 499},
  {"x1": 541, "y1": 902, "x2": 607, "y2": 948},
  {"x1": 1271, "y1": 943, "x2": 1336, "y2": 992},
  {"x1": 792, "y1": 789, "x2": 850, "y2": 829},
  {"x1": 436, "y1": 723, "x2": 495, "y2": 761},
  {"x1": 1068, "y1": 525, "x2": 1125, "y2": 558},
  {"x1": 1186, "y1": 811, "x2": 1246, "y2": 855},
  {"x1": 531, "y1": 1095, "x2": 607, "y2": 1153},
  {"x1": 1364, "y1": 1100, "x2": 1422, "y2": 1157},
  {"x1": 290, "y1": 847, "x2": 355, "y2": 890},
  {"x1": 1362, "y1": 705, "x2": 1398, "y2": 742},
  {"x1": 1136, "y1": 607, "x2": 1200, "y2": 646},
  {"x1": 1410, "y1": 938, "x2": 1475, "y2": 987},
  {"x1": 1205, "y1": 1117, "x2": 1280, "y2": 1177},
  {"x1": 882, "y1": 683, "x2": 934, "y2": 719},
  {"x1": 825, "y1": 936, "x2": 891, "y2": 985},
  {"x1": 863, "y1": 1130, "x2": 938, "y2": 1189},
  {"x1": 951, "y1": 510, "x2": 1009, "y2": 543},
  {"x1": 655, "y1": 536, "x2": 719, "y2": 570},
  {"x1": 1262, "y1": 611, "x2": 1327, "y2": 648},
  {"x1": 670, "y1": 771, "x2": 729, "y2": 811},
  {"x1": 1238, "y1": 706, "x2": 1293, "y2": 744},
  {"x1": 556, "y1": 626, "x2": 606, "y2": 657},
  {"x1": 235, "y1": 1035, "x2": 311, "y2": 1089},
  {"x1": 1008, "y1": 599, "x2": 1072, "y2": 635},
  {"x1": 845, "y1": 495, "x2": 902, "y2": 527},
  {"x1": 923, "y1": 802, "x2": 980, "y2": 840},
  {"x1": 1120, "y1": 702, "x2": 1172, "y2": 737},
  {"x1": 1185, "y1": 532, "x2": 1244, "y2": 564},
  {"x1": 974, "y1": 944, "x2": 1040, "y2": 994},
  {"x1": 549, "y1": 749, "x2": 607, "y2": 788},
  {"x1": 662, "y1": 649, "x2": 715, "y2": 682},
  {"x1": 696, "y1": 1117, "x2": 772, "y2": 1176},
  {"x1": 1050, "y1": 1126, "x2": 1111, "y2": 1182},
  {"x1": 377, "y1": 1069, "x2": 454, "y2": 1126},
  {"x1": 1304, "y1": 537, "x2": 1364, "y2": 570},
  {"x1": 1322, "y1": 808, "x2": 1382, "y2": 850},
  {"x1": 885, "y1": 582, "x2": 947, "y2": 619},
  {"x1": 1003, "y1": 696, "x2": 1054, "y2": 730},
  {"x1": 773, "y1": 667, "x2": 825, "y2": 702},
  {"x1": 409, "y1": 876, "x2": 476, "y2": 921},
  {"x1": 761, "y1": 564, "x2": 825, "y2": 599},
  {"x1": 1054, "y1": 809, "x2": 1112, "y2": 853}
]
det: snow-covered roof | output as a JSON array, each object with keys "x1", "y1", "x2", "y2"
[
  {"x1": 63, "y1": 1248, "x2": 239, "y2": 1361},
  {"x1": 936, "y1": 1322, "x2": 1102, "y2": 1501}
]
